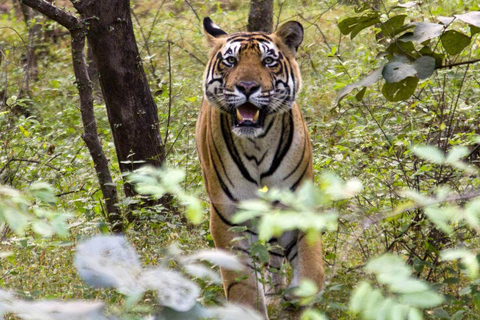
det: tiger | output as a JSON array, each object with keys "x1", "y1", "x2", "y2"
[{"x1": 196, "y1": 17, "x2": 324, "y2": 319}]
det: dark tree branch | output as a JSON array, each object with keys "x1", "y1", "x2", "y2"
[
  {"x1": 437, "y1": 58, "x2": 480, "y2": 70},
  {"x1": 18, "y1": 0, "x2": 80, "y2": 30}
]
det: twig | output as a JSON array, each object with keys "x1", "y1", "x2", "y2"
[
  {"x1": 436, "y1": 58, "x2": 480, "y2": 70},
  {"x1": 164, "y1": 41, "x2": 173, "y2": 146},
  {"x1": 183, "y1": 0, "x2": 201, "y2": 22},
  {"x1": 275, "y1": 0, "x2": 284, "y2": 30},
  {"x1": 55, "y1": 184, "x2": 86, "y2": 197},
  {"x1": 131, "y1": 10, "x2": 160, "y2": 82},
  {"x1": 8, "y1": 158, "x2": 60, "y2": 171},
  {"x1": 166, "y1": 123, "x2": 187, "y2": 158},
  {"x1": 170, "y1": 41, "x2": 206, "y2": 66}
]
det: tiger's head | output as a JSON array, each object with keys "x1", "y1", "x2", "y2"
[{"x1": 202, "y1": 17, "x2": 304, "y2": 137}]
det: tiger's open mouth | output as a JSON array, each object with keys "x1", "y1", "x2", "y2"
[{"x1": 233, "y1": 102, "x2": 266, "y2": 128}]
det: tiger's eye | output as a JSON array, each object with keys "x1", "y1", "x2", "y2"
[
  {"x1": 263, "y1": 57, "x2": 274, "y2": 65},
  {"x1": 225, "y1": 56, "x2": 237, "y2": 65}
]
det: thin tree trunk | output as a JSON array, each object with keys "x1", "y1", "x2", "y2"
[
  {"x1": 247, "y1": 0, "x2": 273, "y2": 33},
  {"x1": 71, "y1": 30, "x2": 123, "y2": 233},
  {"x1": 18, "y1": 0, "x2": 124, "y2": 232},
  {"x1": 73, "y1": 0, "x2": 166, "y2": 200}
]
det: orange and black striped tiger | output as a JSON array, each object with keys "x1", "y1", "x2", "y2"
[{"x1": 196, "y1": 17, "x2": 324, "y2": 319}]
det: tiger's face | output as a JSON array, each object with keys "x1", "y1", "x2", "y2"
[{"x1": 203, "y1": 18, "x2": 304, "y2": 137}]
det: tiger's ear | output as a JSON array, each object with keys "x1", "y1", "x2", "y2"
[
  {"x1": 203, "y1": 17, "x2": 228, "y2": 46},
  {"x1": 274, "y1": 21, "x2": 304, "y2": 54}
]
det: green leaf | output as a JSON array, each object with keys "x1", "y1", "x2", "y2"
[
  {"x1": 441, "y1": 249, "x2": 479, "y2": 278},
  {"x1": 388, "y1": 278, "x2": 429, "y2": 293},
  {"x1": 430, "y1": 308, "x2": 451, "y2": 319},
  {"x1": 335, "y1": 62, "x2": 386, "y2": 105},
  {"x1": 366, "y1": 254, "x2": 411, "y2": 281},
  {"x1": 338, "y1": 13, "x2": 381, "y2": 39},
  {"x1": 470, "y1": 25, "x2": 480, "y2": 36},
  {"x1": 382, "y1": 76, "x2": 418, "y2": 102},
  {"x1": 383, "y1": 55, "x2": 416, "y2": 83},
  {"x1": 440, "y1": 30, "x2": 471, "y2": 55},
  {"x1": 411, "y1": 145, "x2": 445, "y2": 164},
  {"x1": 380, "y1": 15, "x2": 407, "y2": 37},
  {"x1": 364, "y1": 289, "x2": 385, "y2": 319},
  {"x1": 399, "y1": 290, "x2": 444, "y2": 308},
  {"x1": 300, "y1": 309, "x2": 328, "y2": 320},
  {"x1": 3, "y1": 208, "x2": 29, "y2": 235},
  {"x1": 390, "y1": 303, "x2": 409, "y2": 320},
  {"x1": 32, "y1": 221, "x2": 54, "y2": 237},
  {"x1": 294, "y1": 279, "x2": 318, "y2": 305},
  {"x1": 408, "y1": 307, "x2": 424, "y2": 320},
  {"x1": 445, "y1": 146, "x2": 470, "y2": 164},
  {"x1": 349, "y1": 281, "x2": 373, "y2": 313},
  {"x1": 355, "y1": 87, "x2": 367, "y2": 101},
  {"x1": 399, "y1": 22, "x2": 445, "y2": 43},
  {"x1": 413, "y1": 56, "x2": 436, "y2": 79},
  {"x1": 425, "y1": 206, "x2": 456, "y2": 234},
  {"x1": 29, "y1": 182, "x2": 57, "y2": 204},
  {"x1": 386, "y1": 41, "x2": 418, "y2": 59},
  {"x1": 185, "y1": 197, "x2": 203, "y2": 225},
  {"x1": 464, "y1": 199, "x2": 480, "y2": 228}
]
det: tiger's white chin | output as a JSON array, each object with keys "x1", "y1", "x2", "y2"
[{"x1": 232, "y1": 126, "x2": 264, "y2": 138}]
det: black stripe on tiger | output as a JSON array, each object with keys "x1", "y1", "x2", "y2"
[
  {"x1": 221, "y1": 113, "x2": 259, "y2": 185},
  {"x1": 291, "y1": 153, "x2": 311, "y2": 191},
  {"x1": 282, "y1": 132, "x2": 307, "y2": 181},
  {"x1": 211, "y1": 132, "x2": 234, "y2": 187},
  {"x1": 244, "y1": 151, "x2": 268, "y2": 166},
  {"x1": 211, "y1": 204, "x2": 258, "y2": 237},
  {"x1": 260, "y1": 110, "x2": 294, "y2": 179}
]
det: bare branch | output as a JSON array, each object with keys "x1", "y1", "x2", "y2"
[
  {"x1": 19, "y1": 0, "x2": 81, "y2": 30},
  {"x1": 437, "y1": 58, "x2": 480, "y2": 70}
]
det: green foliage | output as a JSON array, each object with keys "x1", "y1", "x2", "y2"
[
  {"x1": 127, "y1": 166, "x2": 204, "y2": 225},
  {"x1": 335, "y1": 5, "x2": 480, "y2": 104},
  {"x1": 350, "y1": 255, "x2": 444, "y2": 320},
  {"x1": 0, "y1": 183, "x2": 70, "y2": 237}
]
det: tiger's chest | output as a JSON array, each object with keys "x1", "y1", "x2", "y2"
[{"x1": 201, "y1": 105, "x2": 311, "y2": 201}]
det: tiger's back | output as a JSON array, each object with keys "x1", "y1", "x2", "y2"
[{"x1": 196, "y1": 18, "x2": 323, "y2": 319}]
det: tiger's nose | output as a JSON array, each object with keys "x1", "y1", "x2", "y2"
[{"x1": 236, "y1": 81, "x2": 260, "y2": 97}]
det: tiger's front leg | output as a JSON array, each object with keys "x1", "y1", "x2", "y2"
[
  {"x1": 282, "y1": 232, "x2": 325, "y2": 319},
  {"x1": 209, "y1": 203, "x2": 269, "y2": 319}
]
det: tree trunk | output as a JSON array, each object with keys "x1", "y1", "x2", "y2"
[
  {"x1": 73, "y1": 0, "x2": 166, "y2": 199},
  {"x1": 247, "y1": 0, "x2": 273, "y2": 33},
  {"x1": 17, "y1": 0, "x2": 125, "y2": 232}
]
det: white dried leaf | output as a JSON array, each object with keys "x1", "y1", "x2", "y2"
[
  {"x1": 11, "y1": 300, "x2": 108, "y2": 320},
  {"x1": 184, "y1": 250, "x2": 244, "y2": 271},
  {"x1": 0, "y1": 289, "x2": 15, "y2": 316},
  {"x1": 210, "y1": 303, "x2": 264, "y2": 320},
  {"x1": 183, "y1": 264, "x2": 222, "y2": 283},
  {"x1": 455, "y1": 11, "x2": 480, "y2": 28},
  {"x1": 437, "y1": 16, "x2": 455, "y2": 25},
  {"x1": 141, "y1": 268, "x2": 199, "y2": 312},
  {"x1": 74, "y1": 236, "x2": 143, "y2": 295}
]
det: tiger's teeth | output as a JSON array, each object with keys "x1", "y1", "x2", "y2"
[
  {"x1": 236, "y1": 109, "x2": 244, "y2": 122},
  {"x1": 253, "y1": 110, "x2": 259, "y2": 122}
]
